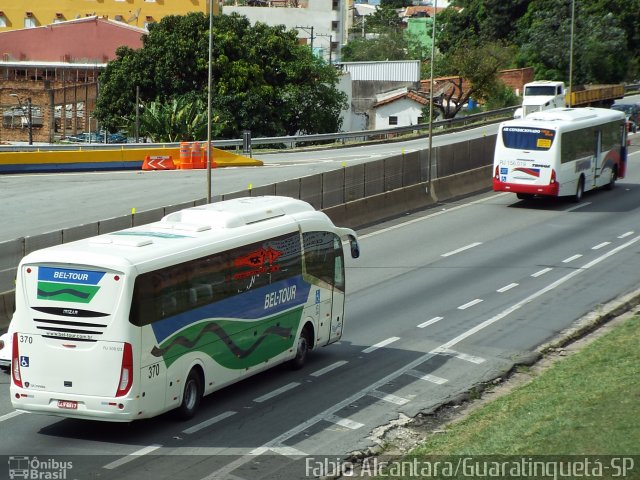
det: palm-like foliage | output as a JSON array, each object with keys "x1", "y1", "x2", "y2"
[{"x1": 138, "y1": 97, "x2": 207, "y2": 142}]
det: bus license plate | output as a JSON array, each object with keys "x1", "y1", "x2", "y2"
[{"x1": 57, "y1": 400, "x2": 78, "y2": 410}]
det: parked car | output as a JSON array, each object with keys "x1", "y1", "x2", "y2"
[
  {"x1": 0, "y1": 329, "x2": 11, "y2": 371},
  {"x1": 65, "y1": 132, "x2": 101, "y2": 143},
  {"x1": 107, "y1": 132, "x2": 128, "y2": 144}
]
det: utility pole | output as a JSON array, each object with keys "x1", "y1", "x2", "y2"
[
  {"x1": 27, "y1": 97, "x2": 33, "y2": 145},
  {"x1": 316, "y1": 33, "x2": 333, "y2": 64},
  {"x1": 295, "y1": 25, "x2": 315, "y2": 52},
  {"x1": 135, "y1": 85, "x2": 140, "y2": 143}
]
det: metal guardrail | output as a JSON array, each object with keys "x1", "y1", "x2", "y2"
[{"x1": 0, "y1": 106, "x2": 518, "y2": 153}]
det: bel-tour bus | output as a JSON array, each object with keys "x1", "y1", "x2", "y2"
[
  {"x1": 10, "y1": 196, "x2": 360, "y2": 422},
  {"x1": 493, "y1": 107, "x2": 628, "y2": 201}
]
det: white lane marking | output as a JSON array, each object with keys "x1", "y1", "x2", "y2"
[
  {"x1": 250, "y1": 446, "x2": 308, "y2": 457},
  {"x1": 103, "y1": 444, "x2": 162, "y2": 470},
  {"x1": 592, "y1": 242, "x2": 611, "y2": 250},
  {"x1": 441, "y1": 242, "x2": 482, "y2": 257},
  {"x1": 0, "y1": 411, "x2": 23, "y2": 423},
  {"x1": 562, "y1": 254, "x2": 583, "y2": 263},
  {"x1": 362, "y1": 336, "x2": 400, "y2": 354},
  {"x1": 417, "y1": 316, "x2": 443, "y2": 328},
  {"x1": 182, "y1": 411, "x2": 237, "y2": 435},
  {"x1": 269, "y1": 446, "x2": 308, "y2": 457},
  {"x1": 327, "y1": 415, "x2": 365, "y2": 430},
  {"x1": 618, "y1": 231, "x2": 634, "y2": 239},
  {"x1": 433, "y1": 348, "x2": 485, "y2": 364},
  {"x1": 359, "y1": 193, "x2": 509, "y2": 240},
  {"x1": 458, "y1": 298, "x2": 483, "y2": 310},
  {"x1": 566, "y1": 202, "x2": 591, "y2": 212},
  {"x1": 531, "y1": 267, "x2": 552, "y2": 277},
  {"x1": 406, "y1": 369, "x2": 448, "y2": 385},
  {"x1": 310, "y1": 360, "x2": 348, "y2": 377},
  {"x1": 497, "y1": 283, "x2": 519, "y2": 293},
  {"x1": 253, "y1": 382, "x2": 300, "y2": 403},
  {"x1": 199, "y1": 234, "x2": 640, "y2": 480},
  {"x1": 436, "y1": 234, "x2": 640, "y2": 354},
  {"x1": 369, "y1": 390, "x2": 410, "y2": 406}
]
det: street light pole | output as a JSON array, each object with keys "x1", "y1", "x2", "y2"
[
  {"x1": 206, "y1": 0, "x2": 214, "y2": 203},
  {"x1": 568, "y1": 0, "x2": 575, "y2": 108},
  {"x1": 427, "y1": 1, "x2": 437, "y2": 194}
]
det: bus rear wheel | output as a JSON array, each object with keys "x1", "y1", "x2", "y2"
[
  {"x1": 605, "y1": 168, "x2": 617, "y2": 190},
  {"x1": 175, "y1": 368, "x2": 203, "y2": 420},
  {"x1": 572, "y1": 177, "x2": 584, "y2": 202}
]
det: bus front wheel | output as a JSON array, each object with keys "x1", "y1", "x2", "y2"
[
  {"x1": 176, "y1": 368, "x2": 203, "y2": 420},
  {"x1": 290, "y1": 326, "x2": 312, "y2": 370}
]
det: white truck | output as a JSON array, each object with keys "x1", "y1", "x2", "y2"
[
  {"x1": 514, "y1": 80, "x2": 625, "y2": 119},
  {"x1": 514, "y1": 80, "x2": 566, "y2": 119}
]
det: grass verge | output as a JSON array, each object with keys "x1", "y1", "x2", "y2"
[{"x1": 372, "y1": 315, "x2": 640, "y2": 478}]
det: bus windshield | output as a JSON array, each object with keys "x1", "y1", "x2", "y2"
[{"x1": 501, "y1": 126, "x2": 556, "y2": 151}]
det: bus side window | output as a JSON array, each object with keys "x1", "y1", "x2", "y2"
[{"x1": 303, "y1": 231, "x2": 336, "y2": 287}]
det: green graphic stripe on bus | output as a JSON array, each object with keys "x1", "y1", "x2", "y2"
[
  {"x1": 152, "y1": 308, "x2": 303, "y2": 370},
  {"x1": 37, "y1": 282, "x2": 100, "y2": 303}
]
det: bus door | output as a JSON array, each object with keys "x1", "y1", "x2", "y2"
[
  {"x1": 327, "y1": 237, "x2": 346, "y2": 344},
  {"x1": 304, "y1": 232, "x2": 345, "y2": 346},
  {"x1": 592, "y1": 128, "x2": 601, "y2": 188}
]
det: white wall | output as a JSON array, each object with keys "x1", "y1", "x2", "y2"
[
  {"x1": 224, "y1": 1, "x2": 348, "y2": 62},
  {"x1": 373, "y1": 98, "x2": 424, "y2": 130}
]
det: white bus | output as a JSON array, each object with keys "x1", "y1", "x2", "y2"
[
  {"x1": 10, "y1": 196, "x2": 360, "y2": 422},
  {"x1": 493, "y1": 107, "x2": 628, "y2": 201}
]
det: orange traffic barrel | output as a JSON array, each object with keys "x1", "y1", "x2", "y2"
[
  {"x1": 179, "y1": 142, "x2": 193, "y2": 169},
  {"x1": 191, "y1": 142, "x2": 205, "y2": 169}
]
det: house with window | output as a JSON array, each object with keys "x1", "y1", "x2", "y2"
[{"x1": 372, "y1": 87, "x2": 428, "y2": 129}]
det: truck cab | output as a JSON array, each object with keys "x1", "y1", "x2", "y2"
[{"x1": 514, "y1": 81, "x2": 566, "y2": 119}]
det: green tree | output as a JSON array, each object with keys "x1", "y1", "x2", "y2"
[
  {"x1": 437, "y1": 0, "x2": 531, "y2": 54},
  {"x1": 516, "y1": 0, "x2": 632, "y2": 84},
  {"x1": 340, "y1": 35, "x2": 413, "y2": 62},
  {"x1": 431, "y1": 40, "x2": 514, "y2": 118},
  {"x1": 94, "y1": 13, "x2": 347, "y2": 138},
  {"x1": 380, "y1": 0, "x2": 412, "y2": 9},
  {"x1": 366, "y1": 5, "x2": 405, "y2": 33}
]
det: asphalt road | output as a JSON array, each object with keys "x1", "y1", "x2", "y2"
[
  {"x1": 1, "y1": 147, "x2": 640, "y2": 479},
  {"x1": 0, "y1": 124, "x2": 498, "y2": 241}
]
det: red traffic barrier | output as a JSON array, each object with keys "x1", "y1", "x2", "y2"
[{"x1": 142, "y1": 155, "x2": 175, "y2": 171}]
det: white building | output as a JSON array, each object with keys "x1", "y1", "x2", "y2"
[
  {"x1": 223, "y1": 0, "x2": 353, "y2": 63},
  {"x1": 372, "y1": 87, "x2": 428, "y2": 129}
]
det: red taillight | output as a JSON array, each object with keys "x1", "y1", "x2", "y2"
[
  {"x1": 115, "y1": 342, "x2": 133, "y2": 397},
  {"x1": 12, "y1": 332, "x2": 22, "y2": 388},
  {"x1": 494, "y1": 165, "x2": 500, "y2": 180},
  {"x1": 550, "y1": 169, "x2": 557, "y2": 184}
]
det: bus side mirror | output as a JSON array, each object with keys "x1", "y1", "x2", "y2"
[{"x1": 349, "y1": 238, "x2": 360, "y2": 259}]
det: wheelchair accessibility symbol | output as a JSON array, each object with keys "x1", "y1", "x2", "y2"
[{"x1": 20, "y1": 356, "x2": 29, "y2": 368}]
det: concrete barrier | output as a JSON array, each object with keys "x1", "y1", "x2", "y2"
[
  {"x1": 323, "y1": 166, "x2": 492, "y2": 229},
  {"x1": 0, "y1": 146, "x2": 262, "y2": 174}
]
